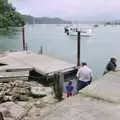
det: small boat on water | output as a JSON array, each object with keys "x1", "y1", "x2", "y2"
[
  {"x1": 93, "y1": 24, "x2": 99, "y2": 28},
  {"x1": 64, "y1": 25, "x2": 92, "y2": 37}
]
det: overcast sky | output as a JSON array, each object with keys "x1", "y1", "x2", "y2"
[{"x1": 9, "y1": 0, "x2": 120, "y2": 20}]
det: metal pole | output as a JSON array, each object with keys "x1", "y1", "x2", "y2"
[
  {"x1": 25, "y1": 43, "x2": 28, "y2": 51},
  {"x1": 77, "y1": 31, "x2": 80, "y2": 66},
  {"x1": 22, "y1": 25, "x2": 26, "y2": 50}
]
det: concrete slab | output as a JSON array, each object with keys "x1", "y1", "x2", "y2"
[
  {"x1": 0, "y1": 52, "x2": 32, "y2": 80},
  {"x1": 0, "y1": 55, "x2": 32, "y2": 72},
  {"x1": 80, "y1": 71, "x2": 120, "y2": 103},
  {"x1": 0, "y1": 71, "x2": 29, "y2": 81},
  {"x1": 6, "y1": 51, "x2": 76, "y2": 76}
]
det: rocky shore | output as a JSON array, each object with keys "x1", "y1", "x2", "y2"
[{"x1": 0, "y1": 79, "x2": 58, "y2": 120}]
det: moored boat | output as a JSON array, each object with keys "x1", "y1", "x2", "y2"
[{"x1": 64, "y1": 25, "x2": 92, "y2": 37}]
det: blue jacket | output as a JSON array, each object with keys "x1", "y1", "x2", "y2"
[{"x1": 66, "y1": 85, "x2": 73, "y2": 92}]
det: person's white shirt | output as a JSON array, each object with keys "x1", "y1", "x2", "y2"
[{"x1": 76, "y1": 65, "x2": 93, "y2": 82}]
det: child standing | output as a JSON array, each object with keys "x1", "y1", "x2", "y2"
[{"x1": 66, "y1": 80, "x2": 73, "y2": 97}]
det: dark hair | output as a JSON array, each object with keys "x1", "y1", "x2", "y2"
[
  {"x1": 110, "y1": 57, "x2": 116, "y2": 62},
  {"x1": 68, "y1": 80, "x2": 72, "y2": 85},
  {"x1": 81, "y1": 62, "x2": 87, "y2": 66}
]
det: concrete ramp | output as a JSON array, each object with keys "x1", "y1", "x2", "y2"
[
  {"x1": 80, "y1": 72, "x2": 120, "y2": 103},
  {"x1": 38, "y1": 95, "x2": 120, "y2": 120},
  {"x1": 39, "y1": 72, "x2": 120, "y2": 120}
]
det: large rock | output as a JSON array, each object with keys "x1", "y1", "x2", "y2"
[
  {"x1": 0, "y1": 102, "x2": 26, "y2": 120},
  {"x1": 30, "y1": 86, "x2": 53, "y2": 98},
  {"x1": 30, "y1": 87, "x2": 47, "y2": 97},
  {"x1": 0, "y1": 79, "x2": 53, "y2": 104}
]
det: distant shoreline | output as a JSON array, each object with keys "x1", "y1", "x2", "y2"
[{"x1": 24, "y1": 15, "x2": 72, "y2": 24}]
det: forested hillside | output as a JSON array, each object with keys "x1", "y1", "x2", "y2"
[{"x1": 0, "y1": 0, "x2": 25, "y2": 28}]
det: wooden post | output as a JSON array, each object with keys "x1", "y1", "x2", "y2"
[
  {"x1": 22, "y1": 25, "x2": 26, "y2": 51},
  {"x1": 0, "y1": 112, "x2": 4, "y2": 120},
  {"x1": 53, "y1": 72, "x2": 64, "y2": 100},
  {"x1": 77, "y1": 31, "x2": 80, "y2": 66},
  {"x1": 25, "y1": 43, "x2": 28, "y2": 51},
  {"x1": 40, "y1": 45, "x2": 43, "y2": 55}
]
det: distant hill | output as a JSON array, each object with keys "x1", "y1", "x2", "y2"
[{"x1": 24, "y1": 15, "x2": 72, "y2": 24}]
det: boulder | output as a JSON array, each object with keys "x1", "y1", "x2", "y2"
[
  {"x1": 0, "y1": 102, "x2": 26, "y2": 120},
  {"x1": 30, "y1": 86, "x2": 47, "y2": 98},
  {"x1": 41, "y1": 95, "x2": 58, "y2": 104}
]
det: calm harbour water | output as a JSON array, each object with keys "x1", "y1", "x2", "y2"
[{"x1": 0, "y1": 24, "x2": 120, "y2": 78}]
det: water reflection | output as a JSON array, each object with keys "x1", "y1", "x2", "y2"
[
  {"x1": 0, "y1": 27, "x2": 21, "y2": 36},
  {"x1": 0, "y1": 27, "x2": 22, "y2": 52}
]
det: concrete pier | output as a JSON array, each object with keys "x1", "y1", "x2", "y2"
[
  {"x1": 5, "y1": 51, "x2": 76, "y2": 76},
  {"x1": 0, "y1": 51, "x2": 76, "y2": 80}
]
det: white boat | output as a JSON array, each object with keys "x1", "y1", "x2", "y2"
[{"x1": 64, "y1": 26, "x2": 92, "y2": 37}]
